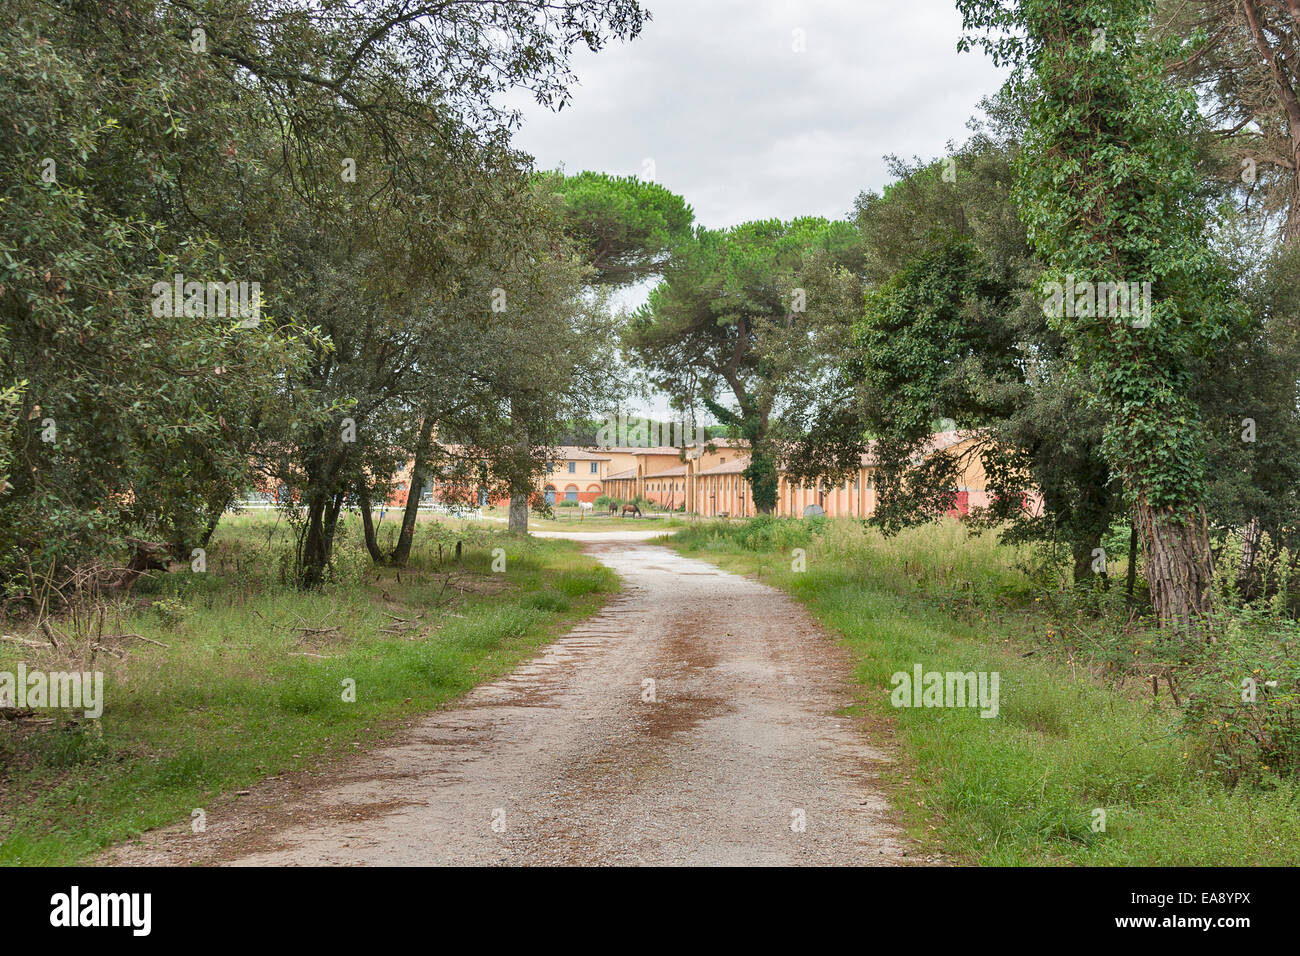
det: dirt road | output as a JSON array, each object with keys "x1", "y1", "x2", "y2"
[{"x1": 104, "y1": 532, "x2": 915, "y2": 866}]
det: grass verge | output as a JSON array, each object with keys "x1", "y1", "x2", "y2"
[{"x1": 0, "y1": 514, "x2": 617, "y2": 865}]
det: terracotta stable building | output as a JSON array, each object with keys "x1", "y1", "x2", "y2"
[
  {"x1": 602, "y1": 439, "x2": 747, "y2": 508},
  {"x1": 540, "y1": 446, "x2": 612, "y2": 504},
  {"x1": 687, "y1": 431, "x2": 996, "y2": 518},
  {"x1": 384, "y1": 444, "x2": 613, "y2": 509},
  {"x1": 381, "y1": 431, "x2": 1007, "y2": 519}
]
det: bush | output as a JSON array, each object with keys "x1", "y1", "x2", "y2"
[
  {"x1": 151, "y1": 597, "x2": 190, "y2": 627},
  {"x1": 1182, "y1": 617, "x2": 1300, "y2": 786},
  {"x1": 673, "y1": 515, "x2": 828, "y2": 552},
  {"x1": 325, "y1": 543, "x2": 372, "y2": 592}
]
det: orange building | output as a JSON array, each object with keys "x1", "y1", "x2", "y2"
[
  {"x1": 600, "y1": 439, "x2": 748, "y2": 505},
  {"x1": 540, "y1": 447, "x2": 612, "y2": 504},
  {"x1": 693, "y1": 431, "x2": 1000, "y2": 518},
  {"x1": 378, "y1": 431, "x2": 1013, "y2": 519}
]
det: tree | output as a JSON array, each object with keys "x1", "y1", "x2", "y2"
[
  {"x1": 0, "y1": 0, "x2": 651, "y2": 592},
  {"x1": 785, "y1": 137, "x2": 1123, "y2": 586},
  {"x1": 493, "y1": 170, "x2": 689, "y2": 531},
  {"x1": 1156, "y1": 1, "x2": 1300, "y2": 244},
  {"x1": 0, "y1": 2, "x2": 310, "y2": 595},
  {"x1": 626, "y1": 218, "x2": 862, "y2": 513},
  {"x1": 959, "y1": 0, "x2": 1245, "y2": 626},
  {"x1": 544, "y1": 171, "x2": 695, "y2": 286}
]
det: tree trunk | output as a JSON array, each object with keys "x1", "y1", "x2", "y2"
[
  {"x1": 507, "y1": 398, "x2": 531, "y2": 534},
  {"x1": 1133, "y1": 499, "x2": 1214, "y2": 629},
  {"x1": 323, "y1": 491, "x2": 344, "y2": 553},
  {"x1": 1125, "y1": 521, "x2": 1138, "y2": 606},
  {"x1": 1072, "y1": 538, "x2": 1096, "y2": 586},
  {"x1": 198, "y1": 493, "x2": 230, "y2": 549},
  {"x1": 300, "y1": 493, "x2": 330, "y2": 589},
  {"x1": 357, "y1": 483, "x2": 384, "y2": 562},
  {"x1": 1237, "y1": 515, "x2": 1263, "y2": 600},
  {"x1": 508, "y1": 492, "x2": 529, "y2": 533},
  {"x1": 391, "y1": 416, "x2": 435, "y2": 567}
]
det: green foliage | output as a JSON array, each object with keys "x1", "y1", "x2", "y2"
[
  {"x1": 855, "y1": 237, "x2": 1003, "y2": 440},
  {"x1": 0, "y1": 4, "x2": 312, "y2": 578},
  {"x1": 1182, "y1": 621, "x2": 1300, "y2": 786},
  {"x1": 673, "y1": 515, "x2": 828, "y2": 553},
  {"x1": 959, "y1": 0, "x2": 1242, "y2": 516},
  {"x1": 0, "y1": 0, "x2": 650, "y2": 592},
  {"x1": 627, "y1": 216, "x2": 863, "y2": 512},
  {"x1": 543, "y1": 171, "x2": 694, "y2": 286},
  {"x1": 150, "y1": 598, "x2": 191, "y2": 628},
  {"x1": 827, "y1": 137, "x2": 1124, "y2": 581}
]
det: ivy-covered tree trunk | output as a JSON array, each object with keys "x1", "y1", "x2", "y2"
[
  {"x1": 959, "y1": 0, "x2": 1237, "y2": 627},
  {"x1": 704, "y1": 384, "x2": 778, "y2": 514},
  {"x1": 744, "y1": 452, "x2": 779, "y2": 515}
]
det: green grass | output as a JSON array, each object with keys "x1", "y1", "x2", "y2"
[
  {"x1": 0, "y1": 514, "x2": 617, "y2": 865},
  {"x1": 670, "y1": 518, "x2": 1300, "y2": 865},
  {"x1": 480, "y1": 508, "x2": 690, "y2": 532}
]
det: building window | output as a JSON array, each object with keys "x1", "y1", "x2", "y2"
[
  {"x1": 590, "y1": 461, "x2": 598, "y2": 473},
  {"x1": 568, "y1": 461, "x2": 576, "y2": 474},
  {"x1": 565, "y1": 485, "x2": 578, "y2": 502}
]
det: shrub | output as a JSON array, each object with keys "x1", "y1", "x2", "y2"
[
  {"x1": 325, "y1": 543, "x2": 372, "y2": 592},
  {"x1": 151, "y1": 597, "x2": 190, "y2": 627},
  {"x1": 1181, "y1": 618, "x2": 1300, "y2": 786},
  {"x1": 673, "y1": 515, "x2": 829, "y2": 552}
]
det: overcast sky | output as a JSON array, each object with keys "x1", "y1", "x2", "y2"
[
  {"x1": 502, "y1": 0, "x2": 1010, "y2": 420},
  {"x1": 505, "y1": 0, "x2": 1008, "y2": 229}
]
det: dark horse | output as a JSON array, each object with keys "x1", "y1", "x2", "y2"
[{"x1": 619, "y1": 503, "x2": 642, "y2": 518}]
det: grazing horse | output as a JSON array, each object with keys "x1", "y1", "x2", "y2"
[
  {"x1": 578, "y1": 500, "x2": 594, "y2": 517},
  {"x1": 620, "y1": 503, "x2": 642, "y2": 518}
]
